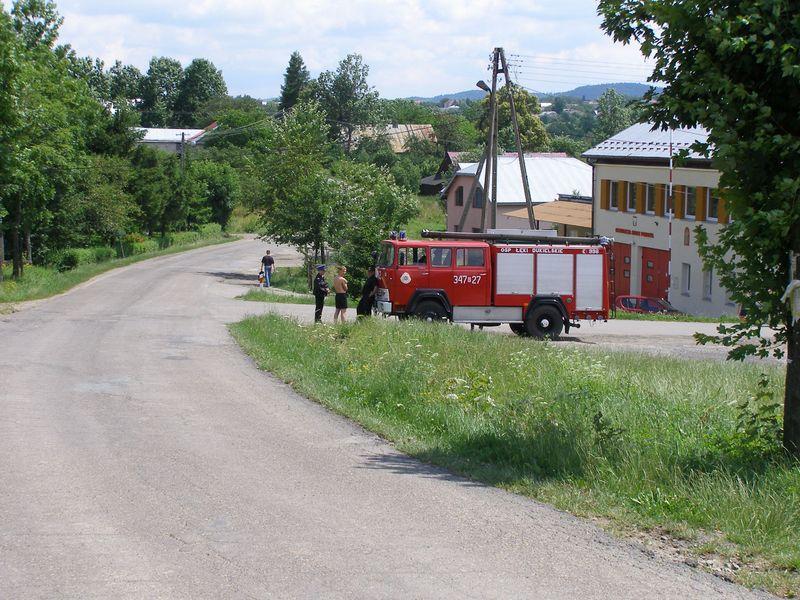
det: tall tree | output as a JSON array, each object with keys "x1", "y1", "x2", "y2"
[
  {"x1": 108, "y1": 60, "x2": 143, "y2": 102},
  {"x1": 259, "y1": 101, "x2": 333, "y2": 264},
  {"x1": 306, "y1": 54, "x2": 379, "y2": 152},
  {"x1": 478, "y1": 87, "x2": 549, "y2": 152},
  {"x1": 140, "y1": 56, "x2": 183, "y2": 127},
  {"x1": 0, "y1": 9, "x2": 21, "y2": 282},
  {"x1": 278, "y1": 51, "x2": 309, "y2": 113},
  {"x1": 11, "y1": 0, "x2": 61, "y2": 49},
  {"x1": 172, "y1": 58, "x2": 227, "y2": 127},
  {"x1": 599, "y1": 0, "x2": 800, "y2": 456},
  {"x1": 593, "y1": 88, "x2": 636, "y2": 143}
]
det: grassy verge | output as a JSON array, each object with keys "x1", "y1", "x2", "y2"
[
  {"x1": 0, "y1": 234, "x2": 233, "y2": 304},
  {"x1": 231, "y1": 314, "x2": 798, "y2": 596},
  {"x1": 239, "y1": 288, "x2": 334, "y2": 306},
  {"x1": 613, "y1": 311, "x2": 740, "y2": 324},
  {"x1": 405, "y1": 195, "x2": 445, "y2": 239}
]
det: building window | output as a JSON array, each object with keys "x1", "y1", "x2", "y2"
[
  {"x1": 623, "y1": 269, "x2": 630, "y2": 278},
  {"x1": 474, "y1": 187, "x2": 483, "y2": 209},
  {"x1": 681, "y1": 262, "x2": 691, "y2": 295},
  {"x1": 685, "y1": 187, "x2": 697, "y2": 219},
  {"x1": 703, "y1": 269, "x2": 713, "y2": 300},
  {"x1": 626, "y1": 182, "x2": 637, "y2": 212},
  {"x1": 684, "y1": 227, "x2": 691, "y2": 246},
  {"x1": 455, "y1": 186, "x2": 464, "y2": 206},
  {"x1": 645, "y1": 183, "x2": 656, "y2": 214},
  {"x1": 707, "y1": 189, "x2": 719, "y2": 221},
  {"x1": 609, "y1": 181, "x2": 619, "y2": 210}
]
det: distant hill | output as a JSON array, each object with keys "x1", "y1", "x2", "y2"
[
  {"x1": 554, "y1": 83, "x2": 659, "y2": 100},
  {"x1": 407, "y1": 83, "x2": 658, "y2": 104},
  {"x1": 407, "y1": 89, "x2": 486, "y2": 104}
]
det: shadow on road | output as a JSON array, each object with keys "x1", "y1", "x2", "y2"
[
  {"x1": 358, "y1": 452, "x2": 485, "y2": 487},
  {"x1": 200, "y1": 271, "x2": 255, "y2": 285}
]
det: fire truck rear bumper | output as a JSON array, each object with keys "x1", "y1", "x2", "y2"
[{"x1": 376, "y1": 301, "x2": 392, "y2": 314}]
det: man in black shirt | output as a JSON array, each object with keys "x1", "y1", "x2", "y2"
[
  {"x1": 356, "y1": 266, "x2": 378, "y2": 317},
  {"x1": 313, "y1": 265, "x2": 329, "y2": 323},
  {"x1": 260, "y1": 250, "x2": 275, "y2": 287}
]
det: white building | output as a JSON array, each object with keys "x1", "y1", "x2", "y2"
[
  {"x1": 134, "y1": 122, "x2": 218, "y2": 154},
  {"x1": 583, "y1": 122, "x2": 737, "y2": 317},
  {"x1": 443, "y1": 153, "x2": 593, "y2": 236}
]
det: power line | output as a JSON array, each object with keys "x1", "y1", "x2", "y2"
[{"x1": 509, "y1": 53, "x2": 653, "y2": 69}]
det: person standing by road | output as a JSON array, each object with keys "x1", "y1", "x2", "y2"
[
  {"x1": 333, "y1": 266, "x2": 349, "y2": 323},
  {"x1": 313, "y1": 265, "x2": 329, "y2": 323},
  {"x1": 356, "y1": 266, "x2": 378, "y2": 318},
  {"x1": 260, "y1": 250, "x2": 275, "y2": 287}
]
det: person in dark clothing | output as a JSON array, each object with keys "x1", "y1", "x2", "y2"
[
  {"x1": 313, "y1": 265, "x2": 329, "y2": 323},
  {"x1": 356, "y1": 266, "x2": 378, "y2": 318},
  {"x1": 260, "y1": 250, "x2": 275, "y2": 287}
]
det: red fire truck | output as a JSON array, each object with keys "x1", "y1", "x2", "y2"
[{"x1": 374, "y1": 230, "x2": 611, "y2": 339}]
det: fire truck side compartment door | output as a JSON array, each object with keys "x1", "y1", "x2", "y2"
[
  {"x1": 575, "y1": 254, "x2": 605, "y2": 310},
  {"x1": 536, "y1": 254, "x2": 574, "y2": 295},
  {"x1": 496, "y1": 253, "x2": 534, "y2": 295}
]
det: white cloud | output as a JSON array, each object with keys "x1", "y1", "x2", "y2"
[{"x1": 9, "y1": 0, "x2": 653, "y2": 97}]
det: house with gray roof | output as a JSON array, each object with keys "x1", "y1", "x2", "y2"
[{"x1": 583, "y1": 122, "x2": 736, "y2": 317}]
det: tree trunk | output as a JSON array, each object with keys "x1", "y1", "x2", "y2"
[
  {"x1": 11, "y1": 198, "x2": 23, "y2": 279},
  {"x1": 0, "y1": 229, "x2": 5, "y2": 282},
  {"x1": 785, "y1": 253, "x2": 800, "y2": 457},
  {"x1": 24, "y1": 227, "x2": 32, "y2": 264}
]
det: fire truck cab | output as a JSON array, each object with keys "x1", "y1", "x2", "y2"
[{"x1": 375, "y1": 233, "x2": 610, "y2": 339}]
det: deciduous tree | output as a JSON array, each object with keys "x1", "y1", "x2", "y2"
[
  {"x1": 173, "y1": 58, "x2": 227, "y2": 127},
  {"x1": 478, "y1": 87, "x2": 548, "y2": 152},
  {"x1": 306, "y1": 54, "x2": 379, "y2": 152},
  {"x1": 140, "y1": 56, "x2": 183, "y2": 127},
  {"x1": 599, "y1": 0, "x2": 800, "y2": 455}
]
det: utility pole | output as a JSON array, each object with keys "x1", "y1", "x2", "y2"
[
  {"x1": 489, "y1": 49, "x2": 500, "y2": 230},
  {"x1": 180, "y1": 132, "x2": 186, "y2": 176},
  {"x1": 478, "y1": 48, "x2": 534, "y2": 231},
  {"x1": 498, "y1": 49, "x2": 536, "y2": 229}
]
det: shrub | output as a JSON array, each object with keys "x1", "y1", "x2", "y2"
[{"x1": 199, "y1": 223, "x2": 223, "y2": 237}]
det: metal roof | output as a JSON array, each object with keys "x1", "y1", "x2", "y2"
[
  {"x1": 135, "y1": 123, "x2": 217, "y2": 144},
  {"x1": 447, "y1": 154, "x2": 592, "y2": 205},
  {"x1": 582, "y1": 122, "x2": 711, "y2": 161}
]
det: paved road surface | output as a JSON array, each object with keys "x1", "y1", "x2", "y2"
[{"x1": 1, "y1": 238, "x2": 771, "y2": 599}]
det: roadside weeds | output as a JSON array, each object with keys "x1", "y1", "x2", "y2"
[{"x1": 231, "y1": 314, "x2": 798, "y2": 598}]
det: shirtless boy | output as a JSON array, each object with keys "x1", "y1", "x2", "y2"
[{"x1": 333, "y1": 267, "x2": 348, "y2": 323}]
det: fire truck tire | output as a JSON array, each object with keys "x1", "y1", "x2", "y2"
[
  {"x1": 525, "y1": 305, "x2": 564, "y2": 339},
  {"x1": 414, "y1": 300, "x2": 448, "y2": 322},
  {"x1": 509, "y1": 323, "x2": 528, "y2": 336}
]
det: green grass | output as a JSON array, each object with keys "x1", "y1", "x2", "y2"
[
  {"x1": 268, "y1": 266, "x2": 312, "y2": 294},
  {"x1": 239, "y1": 288, "x2": 334, "y2": 306},
  {"x1": 0, "y1": 234, "x2": 233, "y2": 304},
  {"x1": 405, "y1": 195, "x2": 445, "y2": 239},
  {"x1": 231, "y1": 315, "x2": 799, "y2": 597},
  {"x1": 613, "y1": 311, "x2": 740, "y2": 324}
]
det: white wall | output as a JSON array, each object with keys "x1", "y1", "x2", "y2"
[{"x1": 592, "y1": 163, "x2": 737, "y2": 317}]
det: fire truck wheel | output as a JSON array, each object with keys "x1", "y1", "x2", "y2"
[
  {"x1": 509, "y1": 323, "x2": 528, "y2": 336},
  {"x1": 414, "y1": 300, "x2": 448, "y2": 323},
  {"x1": 525, "y1": 305, "x2": 564, "y2": 339}
]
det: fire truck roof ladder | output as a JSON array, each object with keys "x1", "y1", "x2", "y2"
[{"x1": 421, "y1": 229, "x2": 611, "y2": 246}]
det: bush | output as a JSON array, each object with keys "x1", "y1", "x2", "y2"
[
  {"x1": 199, "y1": 223, "x2": 223, "y2": 237},
  {"x1": 92, "y1": 246, "x2": 116, "y2": 263},
  {"x1": 126, "y1": 240, "x2": 159, "y2": 255}
]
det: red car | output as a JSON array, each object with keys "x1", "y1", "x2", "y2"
[{"x1": 615, "y1": 295, "x2": 680, "y2": 314}]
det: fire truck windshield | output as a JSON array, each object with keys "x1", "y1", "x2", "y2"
[{"x1": 378, "y1": 243, "x2": 395, "y2": 267}]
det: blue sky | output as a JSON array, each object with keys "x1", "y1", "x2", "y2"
[{"x1": 11, "y1": 0, "x2": 653, "y2": 98}]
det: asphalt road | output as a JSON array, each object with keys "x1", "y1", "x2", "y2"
[{"x1": 1, "y1": 238, "x2": 772, "y2": 599}]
